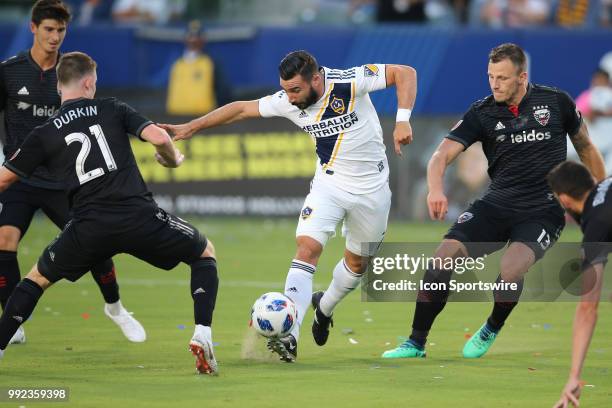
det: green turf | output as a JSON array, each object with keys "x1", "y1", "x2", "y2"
[{"x1": 1, "y1": 217, "x2": 610, "y2": 407}]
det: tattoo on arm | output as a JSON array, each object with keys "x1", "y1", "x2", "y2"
[{"x1": 569, "y1": 123, "x2": 591, "y2": 154}]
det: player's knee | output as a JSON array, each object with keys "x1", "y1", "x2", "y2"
[
  {"x1": 343, "y1": 251, "x2": 367, "y2": 274},
  {"x1": 0, "y1": 226, "x2": 21, "y2": 251},
  {"x1": 200, "y1": 239, "x2": 216, "y2": 259},
  {"x1": 25, "y1": 265, "x2": 52, "y2": 290},
  {"x1": 295, "y1": 236, "x2": 323, "y2": 264},
  {"x1": 435, "y1": 239, "x2": 467, "y2": 260}
]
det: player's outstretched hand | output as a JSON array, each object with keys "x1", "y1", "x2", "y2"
[
  {"x1": 427, "y1": 190, "x2": 448, "y2": 221},
  {"x1": 158, "y1": 123, "x2": 195, "y2": 141},
  {"x1": 553, "y1": 378, "x2": 582, "y2": 408},
  {"x1": 393, "y1": 121, "x2": 413, "y2": 156},
  {"x1": 155, "y1": 148, "x2": 185, "y2": 168}
]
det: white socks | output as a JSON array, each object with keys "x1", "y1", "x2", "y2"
[
  {"x1": 105, "y1": 300, "x2": 124, "y2": 316},
  {"x1": 193, "y1": 324, "x2": 212, "y2": 341},
  {"x1": 284, "y1": 260, "x2": 315, "y2": 341},
  {"x1": 319, "y1": 259, "x2": 361, "y2": 317}
]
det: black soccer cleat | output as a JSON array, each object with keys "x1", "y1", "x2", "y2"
[
  {"x1": 311, "y1": 291, "x2": 333, "y2": 346},
  {"x1": 267, "y1": 334, "x2": 298, "y2": 363}
]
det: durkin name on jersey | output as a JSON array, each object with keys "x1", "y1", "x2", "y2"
[{"x1": 53, "y1": 106, "x2": 98, "y2": 129}]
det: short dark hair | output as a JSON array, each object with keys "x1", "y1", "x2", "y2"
[
  {"x1": 547, "y1": 161, "x2": 596, "y2": 199},
  {"x1": 489, "y1": 43, "x2": 527, "y2": 74},
  {"x1": 279, "y1": 50, "x2": 319, "y2": 81},
  {"x1": 31, "y1": 0, "x2": 71, "y2": 26},
  {"x1": 57, "y1": 52, "x2": 97, "y2": 85}
]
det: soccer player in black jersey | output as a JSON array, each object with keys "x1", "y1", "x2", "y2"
[
  {"x1": 0, "y1": 52, "x2": 220, "y2": 374},
  {"x1": 548, "y1": 162, "x2": 612, "y2": 408},
  {"x1": 0, "y1": 0, "x2": 145, "y2": 343},
  {"x1": 383, "y1": 43, "x2": 606, "y2": 359}
]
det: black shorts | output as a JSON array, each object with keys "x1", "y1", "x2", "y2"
[
  {"x1": 37, "y1": 206, "x2": 207, "y2": 282},
  {"x1": 445, "y1": 199, "x2": 565, "y2": 260},
  {"x1": 0, "y1": 181, "x2": 70, "y2": 235}
]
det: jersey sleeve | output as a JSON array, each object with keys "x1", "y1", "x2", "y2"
[
  {"x1": 582, "y1": 216, "x2": 612, "y2": 267},
  {"x1": 354, "y1": 64, "x2": 387, "y2": 96},
  {"x1": 3, "y1": 129, "x2": 46, "y2": 178},
  {"x1": 258, "y1": 91, "x2": 288, "y2": 118},
  {"x1": 445, "y1": 107, "x2": 485, "y2": 149},
  {"x1": 112, "y1": 98, "x2": 153, "y2": 139},
  {"x1": 557, "y1": 90, "x2": 582, "y2": 136}
]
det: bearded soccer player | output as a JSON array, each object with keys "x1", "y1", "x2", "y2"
[
  {"x1": 0, "y1": 0, "x2": 144, "y2": 343},
  {"x1": 383, "y1": 43, "x2": 605, "y2": 359},
  {"x1": 161, "y1": 50, "x2": 417, "y2": 362}
]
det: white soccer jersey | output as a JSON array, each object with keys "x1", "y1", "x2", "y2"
[{"x1": 258, "y1": 64, "x2": 389, "y2": 195}]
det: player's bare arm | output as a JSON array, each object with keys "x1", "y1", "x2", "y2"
[
  {"x1": 554, "y1": 262, "x2": 605, "y2": 408},
  {"x1": 385, "y1": 64, "x2": 417, "y2": 155},
  {"x1": 160, "y1": 100, "x2": 261, "y2": 141},
  {"x1": 141, "y1": 124, "x2": 184, "y2": 168},
  {"x1": 427, "y1": 138, "x2": 464, "y2": 220},
  {"x1": 0, "y1": 167, "x2": 20, "y2": 193},
  {"x1": 569, "y1": 122, "x2": 606, "y2": 181}
]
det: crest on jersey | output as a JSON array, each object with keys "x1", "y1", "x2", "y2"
[
  {"x1": 533, "y1": 106, "x2": 550, "y2": 126},
  {"x1": 457, "y1": 211, "x2": 473, "y2": 224},
  {"x1": 330, "y1": 97, "x2": 345, "y2": 115},
  {"x1": 301, "y1": 206, "x2": 313, "y2": 220},
  {"x1": 364, "y1": 64, "x2": 379, "y2": 77}
]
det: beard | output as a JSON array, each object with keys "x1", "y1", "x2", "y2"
[{"x1": 292, "y1": 87, "x2": 319, "y2": 110}]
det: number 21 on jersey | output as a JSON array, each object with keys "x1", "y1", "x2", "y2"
[{"x1": 65, "y1": 124, "x2": 117, "y2": 185}]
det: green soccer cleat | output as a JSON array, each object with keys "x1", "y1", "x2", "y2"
[
  {"x1": 462, "y1": 324, "x2": 497, "y2": 358},
  {"x1": 381, "y1": 340, "x2": 426, "y2": 359}
]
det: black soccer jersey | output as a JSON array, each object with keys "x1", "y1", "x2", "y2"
[
  {"x1": 581, "y1": 177, "x2": 612, "y2": 266},
  {"x1": 0, "y1": 50, "x2": 63, "y2": 189},
  {"x1": 5, "y1": 97, "x2": 154, "y2": 217},
  {"x1": 447, "y1": 83, "x2": 582, "y2": 211}
]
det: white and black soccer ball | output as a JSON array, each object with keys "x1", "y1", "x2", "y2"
[{"x1": 250, "y1": 292, "x2": 297, "y2": 338}]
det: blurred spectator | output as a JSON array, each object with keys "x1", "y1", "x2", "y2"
[
  {"x1": 571, "y1": 68, "x2": 612, "y2": 173},
  {"x1": 602, "y1": 0, "x2": 612, "y2": 25},
  {"x1": 377, "y1": 0, "x2": 427, "y2": 22},
  {"x1": 77, "y1": 0, "x2": 113, "y2": 25},
  {"x1": 480, "y1": 0, "x2": 551, "y2": 27},
  {"x1": 166, "y1": 21, "x2": 232, "y2": 116},
  {"x1": 576, "y1": 68, "x2": 612, "y2": 120},
  {"x1": 554, "y1": 0, "x2": 600, "y2": 27},
  {"x1": 112, "y1": 0, "x2": 185, "y2": 25}
]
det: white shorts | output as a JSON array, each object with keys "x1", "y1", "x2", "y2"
[{"x1": 295, "y1": 179, "x2": 391, "y2": 256}]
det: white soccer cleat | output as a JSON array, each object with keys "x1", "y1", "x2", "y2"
[
  {"x1": 8, "y1": 326, "x2": 26, "y2": 345},
  {"x1": 189, "y1": 335, "x2": 218, "y2": 375},
  {"x1": 104, "y1": 304, "x2": 146, "y2": 343}
]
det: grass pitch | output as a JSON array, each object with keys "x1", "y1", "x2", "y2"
[{"x1": 1, "y1": 218, "x2": 610, "y2": 407}]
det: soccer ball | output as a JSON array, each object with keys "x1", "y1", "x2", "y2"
[{"x1": 250, "y1": 292, "x2": 297, "y2": 338}]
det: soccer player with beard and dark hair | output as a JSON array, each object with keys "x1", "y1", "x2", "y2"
[
  {"x1": 548, "y1": 161, "x2": 612, "y2": 408},
  {"x1": 0, "y1": 0, "x2": 145, "y2": 344},
  {"x1": 383, "y1": 43, "x2": 606, "y2": 360},
  {"x1": 0, "y1": 52, "x2": 220, "y2": 375},
  {"x1": 161, "y1": 50, "x2": 417, "y2": 362}
]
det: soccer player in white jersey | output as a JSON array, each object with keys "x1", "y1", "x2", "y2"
[{"x1": 161, "y1": 50, "x2": 417, "y2": 362}]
